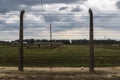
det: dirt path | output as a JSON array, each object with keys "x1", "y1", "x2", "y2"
[{"x1": 0, "y1": 67, "x2": 120, "y2": 80}]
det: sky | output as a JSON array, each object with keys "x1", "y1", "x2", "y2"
[{"x1": 0, "y1": 0, "x2": 120, "y2": 41}]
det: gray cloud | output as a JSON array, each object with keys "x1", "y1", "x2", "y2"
[
  {"x1": 40, "y1": 0, "x2": 85, "y2": 4},
  {"x1": 59, "y1": 6, "x2": 68, "y2": 11},
  {"x1": 70, "y1": 5, "x2": 81, "y2": 12},
  {"x1": 0, "y1": 0, "x2": 86, "y2": 13},
  {"x1": 0, "y1": 0, "x2": 19, "y2": 13},
  {"x1": 116, "y1": 0, "x2": 120, "y2": 9},
  {"x1": 0, "y1": 0, "x2": 120, "y2": 40},
  {"x1": 93, "y1": 13, "x2": 120, "y2": 31}
]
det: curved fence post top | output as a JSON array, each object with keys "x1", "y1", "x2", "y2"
[
  {"x1": 20, "y1": 10, "x2": 25, "y2": 15},
  {"x1": 89, "y1": 8, "x2": 93, "y2": 14}
]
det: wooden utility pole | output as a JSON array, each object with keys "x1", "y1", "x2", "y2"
[
  {"x1": 50, "y1": 24, "x2": 53, "y2": 48},
  {"x1": 89, "y1": 8, "x2": 95, "y2": 73},
  {"x1": 19, "y1": 10, "x2": 25, "y2": 72}
]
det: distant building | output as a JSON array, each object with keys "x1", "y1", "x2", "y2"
[
  {"x1": 11, "y1": 41, "x2": 28, "y2": 46},
  {"x1": 0, "y1": 41, "x2": 6, "y2": 45},
  {"x1": 27, "y1": 42, "x2": 63, "y2": 48}
]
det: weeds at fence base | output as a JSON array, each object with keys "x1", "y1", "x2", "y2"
[{"x1": 0, "y1": 67, "x2": 120, "y2": 80}]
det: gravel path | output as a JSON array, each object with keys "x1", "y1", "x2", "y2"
[{"x1": 0, "y1": 67, "x2": 120, "y2": 80}]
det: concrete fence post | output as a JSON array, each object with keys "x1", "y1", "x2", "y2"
[
  {"x1": 50, "y1": 24, "x2": 53, "y2": 48},
  {"x1": 18, "y1": 10, "x2": 25, "y2": 72},
  {"x1": 89, "y1": 8, "x2": 95, "y2": 73}
]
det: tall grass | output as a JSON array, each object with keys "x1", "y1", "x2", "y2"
[{"x1": 0, "y1": 45, "x2": 120, "y2": 67}]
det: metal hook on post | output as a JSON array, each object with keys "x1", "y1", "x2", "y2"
[{"x1": 18, "y1": 10, "x2": 25, "y2": 72}]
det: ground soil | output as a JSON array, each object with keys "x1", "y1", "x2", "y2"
[{"x1": 0, "y1": 67, "x2": 120, "y2": 80}]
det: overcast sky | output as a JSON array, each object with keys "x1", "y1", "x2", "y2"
[{"x1": 0, "y1": 0, "x2": 120, "y2": 41}]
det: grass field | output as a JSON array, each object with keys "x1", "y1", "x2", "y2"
[{"x1": 0, "y1": 45, "x2": 120, "y2": 67}]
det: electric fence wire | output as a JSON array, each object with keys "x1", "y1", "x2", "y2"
[
  {"x1": 0, "y1": 0, "x2": 120, "y2": 40},
  {"x1": 40, "y1": 0, "x2": 46, "y2": 24}
]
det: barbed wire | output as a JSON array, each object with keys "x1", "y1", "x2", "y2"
[{"x1": 0, "y1": 9, "x2": 120, "y2": 40}]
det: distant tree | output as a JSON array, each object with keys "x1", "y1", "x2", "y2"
[
  {"x1": 29, "y1": 39, "x2": 35, "y2": 43},
  {"x1": 36, "y1": 39, "x2": 41, "y2": 42},
  {"x1": 41, "y1": 39, "x2": 49, "y2": 42},
  {"x1": 56, "y1": 40, "x2": 70, "y2": 44}
]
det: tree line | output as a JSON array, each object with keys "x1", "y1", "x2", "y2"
[{"x1": 10, "y1": 39, "x2": 120, "y2": 45}]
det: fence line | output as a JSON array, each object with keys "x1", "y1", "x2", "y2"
[{"x1": 0, "y1": 9, "x2": 120, "y2": 73}]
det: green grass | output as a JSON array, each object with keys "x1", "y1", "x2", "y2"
[{"x1": 0, "y1": 45, "x2": 120, "y2": 67}]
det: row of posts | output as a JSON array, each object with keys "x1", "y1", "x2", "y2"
[{"x1": 18, "y1": 8, "x2": 95, "y2": 73}]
